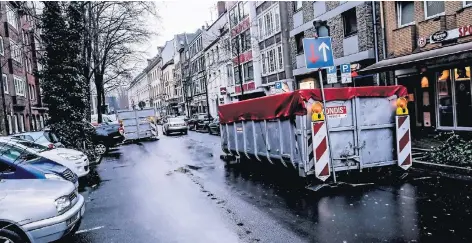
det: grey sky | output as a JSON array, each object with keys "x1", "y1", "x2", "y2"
[{"x1": 143, "y1": 0, "x2": 219, "y2": 58}]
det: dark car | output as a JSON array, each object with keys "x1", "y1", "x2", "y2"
[
  {"x1": 86, "y1": 122, "x2": 125, "y2": 155},
  {"x1": 188, "y1": 113, "x2": 207, "y2": 131},
  {"x1": 207, "y1": 117, "x2": 220, "y2": 135},
  {"x1": 195, "y1": 114, "x2": 213, "y2": 132}
]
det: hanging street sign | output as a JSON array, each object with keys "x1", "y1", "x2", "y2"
[{"x1": 340, "y1": 64, "x2": 352, "y2": 84}]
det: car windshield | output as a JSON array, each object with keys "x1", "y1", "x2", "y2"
[
  {"x1": 14, "y1": 140, "x2": 49, "y2": 152},
  {"x1": 0, "y1": 143, "x2": 38, "y2": 163},
  {"x1": 168, "y1": 118, "x2": 184, "y2": 123},
  {"x1": 44, "y1": 131, "x2": 60, "y2": 143}
]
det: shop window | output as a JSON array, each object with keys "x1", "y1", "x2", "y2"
[
  {"x1": 397, "y1": 1, "x2": 415, "y2": 27},
  {"x1": 424, "y1": 1, "x2": 444, "y2": 19},
  {"x1": 343, "y1": 8, "x2": 358, "y2": 37},
  {"x1": 295, "y1": 32, "x2": 304, "y2": 54},
  {"x1": 437, "y1": 69, "x2": 453, "y2": 127},
  {"x1": 454, "y1": 67, "x2": 472, "y2": 127}
]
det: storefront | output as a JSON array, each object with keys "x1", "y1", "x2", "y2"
[{"x1": 362, "y1": 41, "x2": 472, "y2": 134}]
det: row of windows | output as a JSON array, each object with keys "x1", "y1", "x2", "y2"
[
  {"x1": 233, "y1": 61, "x2": 254, "y2": 85},
  {"x1": 257, "y1": 5, "x2": 281, "y2": 40},
  {"x1": 189, "y1": 36, "x2": 203, "y2": 57},
  {"x1": 261, "y1": 45, "x2": 283, "y2": 76},
  {"x1": 397, "y1": 1, "x2": 456, "y2": 27},
  {"x1": 6, "y1": 114, "x2": 46, "y2": 135},
  {"x1": 2, "y1": 74, "x2": 31, "y2": 98},
  {"x1": 232, "y1": 30, "x2": 252, "y2": 54},
  {"x1": 229, "y1": 1, "x2": 250, "y2": 28}
]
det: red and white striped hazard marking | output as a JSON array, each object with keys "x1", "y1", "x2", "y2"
[
  {"x1": 396, "y1": 115, "x2": 412, "y2": 170},
  {"x1": 311, "y1": 121, "x2": 331, "y2": 181}
]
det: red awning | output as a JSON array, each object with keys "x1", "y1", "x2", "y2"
[{"x1": 218, "y1": 86, "x2": 407, "y2": 124}]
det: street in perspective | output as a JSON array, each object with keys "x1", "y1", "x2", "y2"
[{"x1": 2, "y1": 1, "x2": 472, "y2": 243}]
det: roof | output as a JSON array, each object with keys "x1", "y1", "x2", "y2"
[{"x1": 361, "y1": 41, "x2": 472, "y2": 74}]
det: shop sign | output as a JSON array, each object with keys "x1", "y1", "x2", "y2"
[
  {"x1": 430, "y1": 25, "x2": 472, "y2": 44},
  {"x1": 431, "y1": 30, "x2": 448, "y2": 42}
]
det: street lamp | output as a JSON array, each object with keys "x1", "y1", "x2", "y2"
[{"x1": 313, "y1": 20, "x2": 330, "y2": 37}]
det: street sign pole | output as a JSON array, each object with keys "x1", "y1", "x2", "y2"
[{"x1": 317, "y1": 70, "x2": 337, "y2": 183}]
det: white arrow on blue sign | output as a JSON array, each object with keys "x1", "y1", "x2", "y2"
[{"x1": 302, "y1": 37, "x2": 334, "y2": 70}]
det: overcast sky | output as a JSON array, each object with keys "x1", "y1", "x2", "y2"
[{"x1": 142, "y1": 0, "x2": 218, "y2": 59}]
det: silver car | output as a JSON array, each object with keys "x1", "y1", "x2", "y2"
[
  {"x1": 162, "y1": 117, "x2": 188, "y2": 135},
  {"x1": 0, "y1": 179, "x2": 85, "y2": 243}
]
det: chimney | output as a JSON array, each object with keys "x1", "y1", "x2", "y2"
[
  {"x1": 202, "y1": 25, "x2": 205, "y2": 30},
  {"x1": 217, "y1": 1, "x2": 226, "y2": 16}
]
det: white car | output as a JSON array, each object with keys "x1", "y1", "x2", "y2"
[{"x1": 0, "y1": 138, "x2": 90, "y2": 178}]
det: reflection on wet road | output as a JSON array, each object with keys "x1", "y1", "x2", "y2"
[{"x1": 65, "y1": 130, "x2": 472, "y2": 243}]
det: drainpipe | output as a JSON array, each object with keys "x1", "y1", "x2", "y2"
[
  {"x1": 371, "y1": 1, "x2": 380, "y2": 86},
  {"x1": 279, "y1": 1, "x2": 294, "y2": 89},
  {"x1": 379, "y1": 1, "x2": 388, "y2": 85}
]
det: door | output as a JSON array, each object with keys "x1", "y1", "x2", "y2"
[{"x1": 453, "y1": 67, "x2": 472, "y2": 128}]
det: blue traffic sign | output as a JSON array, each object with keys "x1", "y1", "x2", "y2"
[
  {"x1": 340, "y1": 64, "x2": 351, "y2": 74},
  {"x1": 302, "y1": 37, "x2": 334, "y2": 69},
  {"x1": 327, "y1": 66, "x2": 336, "y2": 74},
  {"x1": 275, "y1": 81, "x2": 282, "y2": 89}
]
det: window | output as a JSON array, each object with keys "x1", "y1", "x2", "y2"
[
  {"x1": 10, "y1": 39, "x2": 22, "y2": 63},
  {"x1": 295, "y1": 32, "x2": 304, "y2": 54},
  {"x1": 277, "y1": 46, "x2": 283, "y2": 70},
  {"x1": 0, "y1": 36, "x2": 4, "y2": 56},
  {"x1": 2, "y1": 74, "x2": 8, "y2": 94},
  {"x1": 465, "y1": 1, "x2": 472, "y2": 7},
  {"x1": 240, "y1": 30, "x2": 251, "y2": 52},
  {"x1": 7, "y1": 115, "x2": 11, "y2": 135},
  {"x1": 293, "y1": 1, "x2": 303, "y2": 11},
  {"x1": 397, "y1": 1, "x2": 415, "y2": 27},
  {"x1": 14, "y1": 76, "x2": 25, "y2": 96},
  {"x1": 258, "y1": 6, "x2": 281, "y2": 40},
  {"x1": 268, "y1": 48, "x2": 276, "y2": 73},
  {"x1": 261, "y1": 53, "x2": 267, "y2": 74},
  {"x1": 424, "y1": 1, "x2": 445, "y2": 19},
  {"x1": 215, "y1": 46, "x2": 219, "y2": 60},
  {"x1": 234, "y1": 67, "x2": 241, "y2": 84},
  {"x1": 343, "y1": 8, "x2": 358, "y2": 37},
  {"x1": 6, "y1": 5, "x2": 18, "y2": 30},
  {"x1": 29, "y1": 85, "x2": 35, "y2": 100},
  {"x1": 13, "y1": 115, "x2": 18, "y2": 133},
  {"x1": 243, "y1": 61, "x2": 253, "y2": 82},
  {"x1": 19, "y1": 114, "x2": 24, "y2": 132}
]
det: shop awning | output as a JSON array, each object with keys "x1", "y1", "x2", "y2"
[{"x1": 361, "y1": 41, "x2": 472, "y2": 74}]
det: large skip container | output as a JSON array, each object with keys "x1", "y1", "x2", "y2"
[
  {"x1": 218, "y1": 86, "x2": 412, "y2": 181},
  {"x1": 117, "y1": 108, "x2": 158, "y2": 141}
]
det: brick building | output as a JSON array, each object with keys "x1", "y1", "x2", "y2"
[
  {"x1": 288, "y1": 1, "x2": 386, "y2": 89},
  {"x1": 0, "y1": 2, "x2": 47, "y2": 135},
  {"x1": 363, "y1": 1, "x2": 472, "y2": 134}
]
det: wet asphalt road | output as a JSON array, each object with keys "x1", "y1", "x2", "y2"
[{"x1": 62, "y1": 129, "x2": 472, "y2": 243}]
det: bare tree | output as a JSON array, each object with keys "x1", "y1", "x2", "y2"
[{"x1": 87, "y1": 1, "x2": 158, "y2": 123}]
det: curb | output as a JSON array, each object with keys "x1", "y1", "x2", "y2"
[{"x1": 412, "y1": 159, "x2": 472, "y2": 181}]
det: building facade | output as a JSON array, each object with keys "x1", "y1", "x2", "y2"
[
  {"x1": 288, "y1": 1, "x2": 385, "y2": 89},
  {"x1": 363, "y1": 1, "x2": 472, "y2": 134},
  {"x1": 188, "y1": 30, "x2": 208, "y2": 115},
  {"x1": 127, "y1": 71, "x2": 149, "y2": 110},
  {"x1": 204, "y1": 8, "x2": 231, "y2": 118},
  {"x1": 0, "y1": 2, "x2": 47, "y2": 135}
]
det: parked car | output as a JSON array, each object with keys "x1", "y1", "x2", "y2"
[
  {"x1": 177, "y1": 115, "x2": 189, "y2": 122},
  {"x1": 195, "y1": 114, "x2": 213, "y2": 132},
  {"x1": 87, "y1": 122, "x2": 125, "y2": 155},
  {"x1": 163, "y1": 117, "x2": 188, "y2": 135},
  {"x1": 0, "y1": 146, "x2": 79, "y2": 188},
  {"x1": 0, "y1": 179, "x2": 85, "y2": 242},
  {"x1": 1, "y1": 138, "x2": 90, "y2": 178},
  {"x1": 207, "y1": 117, "x2": 220, "y2": 135},
  {"x1": 188, "y1": 113, "x2": 212, "y2": 131},
  {"x1": 12, "y1": 130, "x2": 64, "y2": 149}
]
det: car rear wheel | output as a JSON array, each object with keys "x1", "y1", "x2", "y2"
[
  {"x1": 0, "y1": 229, "x2": 23, "y2": 243},
  {"x1": 95, "y1": 143, "x2": 108, "y2": 155}
]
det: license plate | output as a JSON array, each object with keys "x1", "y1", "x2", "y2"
[{"x1": 67, "y1": 211, "x2": 80, "y2": 226}]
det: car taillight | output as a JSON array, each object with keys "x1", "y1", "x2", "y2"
[
  {"x1": 48, "y1": 144, "x2": 55, "y2": 149},
  {"x1": 119, "y1": 127, "x2": 124, "y2": 135}
]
